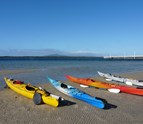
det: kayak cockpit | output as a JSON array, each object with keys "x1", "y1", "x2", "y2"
[
  {"x1": 61, "y1": 83, "x2": 68, "y2": 88},
  {"x1": 25, "y1": 85, "x2": 35, "y2": 91}
]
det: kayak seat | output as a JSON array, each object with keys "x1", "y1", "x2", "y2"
[
  {"x1": 90, "y1": 79, "x2": 95, "y2": 82},
  {"x1": 137, "y1": 86, "x2": 143, "y2": 89},
  {"x1": 13, "y1": 80, "x2": 24, "y2": 84},
  {"x1": 61, "y1": 83, "x2": 67, "y2": 88},
  {"x1": 86, "y1": 79, "x2": 95, "y2": 82},
  {"x1": 10, "y1": 79, "x2": 14, "y2": 81}
]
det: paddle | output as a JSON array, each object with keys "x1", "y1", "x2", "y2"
[
  {"x1": 38, "y1": 87, "x2": 64, "y2": 101},
  {"x1": 79, "y1": 83, "x2": 120, "y2": 93},
  {"x1": 125, "y1": 81, "x2": 133, "y2": 86},
  {"x1": 79, "y1": 84, "x2": 120, "y2": 93},
  {"x1": 108, "y1": 88, "x2": 120, "y2": 93},
  {"x1": 105, "y1": 78, "x2": 112, "y2": 81},
  {"x1": 80, "y1": 84, "x2": 89, "y2": 88}
]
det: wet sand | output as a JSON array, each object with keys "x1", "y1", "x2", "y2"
[
  {"x1": 0, "y1": 69, "x2": 38, "y2": 75},
  {"x1": 0, "y1": 71, "x2": 143, "y2": 124}
]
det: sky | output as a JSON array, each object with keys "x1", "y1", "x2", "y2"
[{"x1": 0, "y1": 0, "x2": 143, "y2": 56}]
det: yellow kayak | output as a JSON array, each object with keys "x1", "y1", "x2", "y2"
[{"x1": 4, "y1": 77, "x2": 59, "y2": 107}]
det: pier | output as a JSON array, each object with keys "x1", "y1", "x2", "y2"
[{"x1": 103, "y1": 55, "x2": 143, "y2": 60}]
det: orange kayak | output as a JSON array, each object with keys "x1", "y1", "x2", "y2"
[{"x1": 66, "y1": 75, "x2": 143, "y2": 96}]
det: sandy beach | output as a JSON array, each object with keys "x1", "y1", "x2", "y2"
[{"x1": 0, "y1": 71, "x2": 143, "y2": 124}]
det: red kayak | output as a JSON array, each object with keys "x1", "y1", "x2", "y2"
[{"x1": 66, "y1": 75, "x2": 143, "y2": 96}]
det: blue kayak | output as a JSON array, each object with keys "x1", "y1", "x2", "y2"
[{"x1": 47, "y1": 77, "x2": 105, "y2": 109}]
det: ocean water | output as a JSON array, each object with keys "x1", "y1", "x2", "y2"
[{"x1": 1, "y1": 59, "x2": 143, "y2": 89}]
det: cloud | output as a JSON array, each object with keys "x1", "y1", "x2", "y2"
[
  {"x1": 0, "y1": 49, "x2": 103, "y2": 56},
  {"x1": 68, "y1": 50, "x2": 102, "y2": 56}
]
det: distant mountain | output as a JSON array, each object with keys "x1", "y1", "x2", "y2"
[
  {"x1": 48, "y1": 54, "x2": 65, "y2": 56},
  {"x1": 0, "y1": 55, "x2": 104, "y2": 61},
  {"x1": 0, "y1": 49, "x2": 103, "y2": 57}
]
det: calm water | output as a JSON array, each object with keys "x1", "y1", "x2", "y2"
[{"x1": 1, "y1": 59, "x2": 143, "y2": 89}]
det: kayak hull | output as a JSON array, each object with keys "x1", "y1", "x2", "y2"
[
  {"x1": 66, "y1": 75, "x2": 143, "y2": 96},
  {"x1": 4, "y1": 77, "x2": 59, "y2": 107},
  {"x1": 48, "y1": 77, "x2": 105, "y2": 109},
  {"x1": 98, "y1": 71, "x2": 143, "y2": 86}
]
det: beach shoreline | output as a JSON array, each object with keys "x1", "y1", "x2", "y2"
[{"x1": 0, "y1": 71, "x2": 143, "y2": 124}]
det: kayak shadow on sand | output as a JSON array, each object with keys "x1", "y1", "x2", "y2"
[
  {"x1": 58, "y1": 99, "x2": 76, "y2": 107},
  {"x1": 96, "y1": 97, "x2": 117, "y2": 110}
]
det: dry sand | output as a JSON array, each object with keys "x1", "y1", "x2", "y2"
[{"x1": 0, "y1": 72, "x2": 143, "y2": 124}]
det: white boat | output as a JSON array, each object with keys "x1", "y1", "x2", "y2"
[{"x1": 97, "y1": 71, "x2": 143, "y2": 86}]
